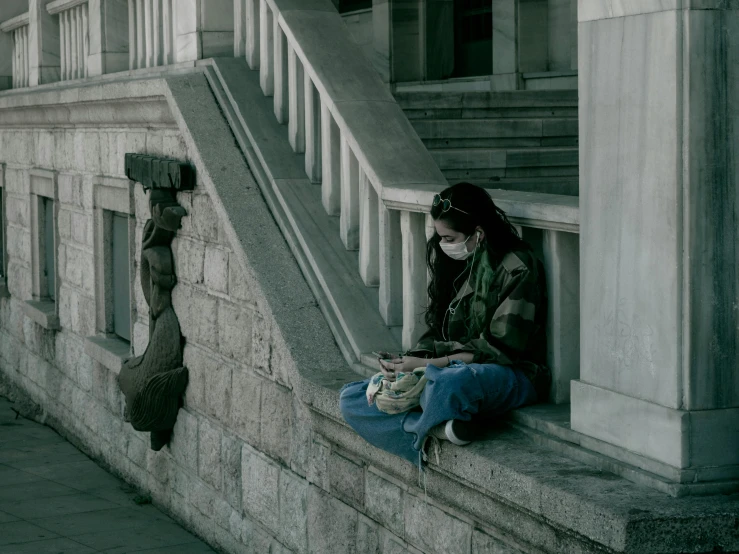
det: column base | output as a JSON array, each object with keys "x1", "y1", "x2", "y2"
[{"x1": 570, "y1": 380, "x2": 739, "y2": 482}]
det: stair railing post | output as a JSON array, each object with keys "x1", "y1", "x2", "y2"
[
  {"x1": 379, "y1": 204, "x2": 403, "y2": 326},
  {"x1": 358, "y1": 169, "x2": 379, "y2": 286},
  {"x1": 401, "y1": 210, "x2": 427, "y2": 350},
  {"x1": 304, "y1": 77, "x2": 322, "y2": 183},
  {"x1": 287, "y1": 45, "x2": 305, "y2": 153},
  {"x1": 340, "y1": 138, "x2": 360, "y2": 250},
  {"x1": 320, "y1": 103, "x2": 341, "y2": 215},
  {"x1": 258, "y1": 0, "x2": 273, "y2": 95}
]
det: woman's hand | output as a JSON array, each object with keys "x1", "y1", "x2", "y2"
[{"x1": 379, "y1": 356, "x2": 427, "y2": 375}]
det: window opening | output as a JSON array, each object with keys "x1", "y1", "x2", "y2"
[
  {"x1": 111, "y1": 211, "x2": 131, "y2": 342},
  {"x1": 453, "y1": 0, "x2": 493, "y2": 77},
  {"x1": 42, "y1": 197, "x2": 55, "y2": 301},
  {"x1": 339, "y1": 0, "x2": 371, "y2": 13}
]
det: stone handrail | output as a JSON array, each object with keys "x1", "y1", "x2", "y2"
[
  {"x1": 0, "y1": 12, "x2": 30, "y2": 89},
  {"x1": 240, "y1": 0, "x2": 447, "y2": 349},
  {"x1": 46, "y1": 0, "x2": 90, "y2": 14},
  {"x1": 0, "y1": 12, "x2": 29, "y2": 33},
  {"x1": 47, "y1": 0, "x2": 90, "y2": 80}
]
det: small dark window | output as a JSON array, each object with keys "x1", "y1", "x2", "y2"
[
  {"x1": 339, "y1": 0, "x2": 371, "y2": 13},
  {"x1": 453, "y1": 0, "x2": 493, "y2": 77},
  {"x1": 42, "y1": 197, "x2": 55, "y2": 301},
  {"x1": 111, "y1": 212, "x2": 131, "y2": 342},
  {"x1": 0, "y1": 193, "x2": 5, "y2": 278}
]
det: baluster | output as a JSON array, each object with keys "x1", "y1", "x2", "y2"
[
  {"x1": 70, "y1": 8, "x2": 79, "y2": 78},
  {"x1": 244, "y1": 0, "x2": 260, "y2": 69},
  {"x1": 379, "y1": 204, "x2": 403, "y2": 326},
  {"x1": 136, "y1": 0, "x2": 145, "y2": 69},
  {"x1": 234, "y1": 0, "x2": 245, "y2": 57},
  {"x1": 82, "y1": 4, "x2": 89, "y2": 76},
  {"x1": 401, "y1": 211, "x2": 427, "y2": 350},
  {"x1": 321, "y1": 103, "x2": 340, "y2": 215},
  {"x1": 259, "y1": 0, "x2": 273, "y2": 95},
  {"x1": 425, "y1": 213, "x2": 435, "y2": 288},
  {"x1": 304, "y1": 78, "x2": 321, "y2": 183},
  {"x1": 144, "y1": 0, "x2": 154, "y2": 67},
  {"x1": 128, "y1": 0, "x2": 137, "y2": 69},
  {"x1": 340, "y1": 138, "x2": 360, "y2": 250},
  {"x1": 273, "y1": 21, "x2": 288, "y2": 123},
  {"x1": 14, "y1": 30, "x2": 20, "y2": 87},
  {"x1": 358, "y1": 170, "x2": 379, "y2": 286},
  {"x1": 288, "y1": 46, "x2": 305, "y2": 153},
  {"x1": 152, "y1": 0, "x2": 161, "y2": 66},
  {"x1": 162, "y1": 0, "x2": 173, "y2": 64},
  {"x1": 543, "y1": 229, "x2": 580, "y2": 403},
  {"x1": 17, "y1": 29, "x2": 22, "y2": 86},
  {"x1": 11, "y1": 31, "x2": 16, "y2": 88},
  {"x1": 21, "y1": 27, "x2": 28, "y2": 86},
  {"x1": 77, "y1": 6, "x2": 84, "y2": 77},
  {"x1": 65, "y1": 11, "x2": 72, "y2": 78},
  {"x1": 59, "y1": 15, "x2": 66, "y2": 80}
]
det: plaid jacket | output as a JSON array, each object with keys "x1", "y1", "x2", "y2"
[{"x1": 408, "y1": 249, "x2": 551, "y2": 400}]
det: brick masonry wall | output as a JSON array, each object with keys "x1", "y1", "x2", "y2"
[{"x1": 0, "y1": 126, "x2": 518, "y2": 554}]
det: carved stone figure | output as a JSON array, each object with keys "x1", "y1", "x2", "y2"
[{"x1": 118, "y1": 154, "x2": 194, "y2": 451}]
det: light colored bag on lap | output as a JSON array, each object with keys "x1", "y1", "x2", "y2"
[{"x1": 365, "y1": 367, "x2": 428, "y2": 415}]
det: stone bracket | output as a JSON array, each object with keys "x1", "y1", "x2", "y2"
[{"x1": 124, "y1": 153, "x2": 195, "y2": 191}]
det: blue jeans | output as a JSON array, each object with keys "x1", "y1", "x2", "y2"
[{"x1": 339, "y1": 361, "x2": 537, "y2": 466}]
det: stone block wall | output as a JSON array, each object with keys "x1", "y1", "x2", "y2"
[{"x1": 0, "y1": 122, "x2": 522, "y2": 554}]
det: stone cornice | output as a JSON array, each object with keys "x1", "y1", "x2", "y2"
[
  {"x1": 0, "y1": 12, "x2": 30, "y2": 33},
  {"x1": 0, "y1": 97, "x2": 176, "y2": 128},
  {"x1": 46, "y1": 0, "x2": 89, "y2": 15},
  {"x1": 0, "y1": 77, "x2": 176, "y2": 128}
]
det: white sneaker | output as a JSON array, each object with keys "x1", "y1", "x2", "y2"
[{"x1": 428, "y1": 420, "x2": 472, "y2": 446}]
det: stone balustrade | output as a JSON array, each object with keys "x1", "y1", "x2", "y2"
[
  {"x1": 0, "y1": 12, "x2": 31, "y2": 88},
  {"x1": 231, "y1": 0, "x2": 581, "y2": 403},
  {"x1": 383, "y1": 185, "x2": 580, "y2": 403},
  {"x1": 127, "y1": 0, "x2": 175, "y2": 70},
  {"x1": 47, "y1": 0, "x2": 89, "y2": 80}
]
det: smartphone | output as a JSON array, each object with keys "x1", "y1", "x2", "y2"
[{"x1": 371, "y1": 351, "x2": 393, "y2": 363}]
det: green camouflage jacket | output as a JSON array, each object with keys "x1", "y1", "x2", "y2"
[{"x1": 408, "y1": 248, "x2": 551, "y2": 400}]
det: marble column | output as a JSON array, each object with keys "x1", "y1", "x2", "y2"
[
  {"x1": 87, "y1": 0, "x2": 129, "y2": 76},
  {"x1": 175, "y1": 0, "x2": 233, "y2": 63},
  {"x1": 372, "y1": 0, "x2": 391, "y2": 82},
  {"x1": 574, "y1": 2, "x2": 739, "y2": 483},
  {"x1": 28, "y1": 0, "x2": 60, "y2": 85}
]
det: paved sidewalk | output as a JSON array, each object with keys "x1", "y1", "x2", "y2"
[{"x1": 0, "y1": 396, "x2": 216, "y2": 553}]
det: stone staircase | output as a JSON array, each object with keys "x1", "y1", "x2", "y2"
[{"x1": 395, "y1": 90, "x2": 579, "y2": 196}]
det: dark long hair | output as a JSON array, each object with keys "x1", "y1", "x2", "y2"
[{"x1": 425, "y1": 182, "x2": 527, "y2": 334}]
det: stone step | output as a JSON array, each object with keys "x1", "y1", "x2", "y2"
[
  {"x1": 403, "y1": 106, "x2": 579, "y2": 120},
  {"x1": 395, "y1": 89, "x2": 578, "y2": 111},
  {"x1": 459, "y1": 177, "x2": 580, "y2": 197},
  {"x1": 422, "y1": 136, "x2": 579, "y2": 149},
  {"x1": 443, "y1": 165, "x2": 579, "y2": 182},
  {"x1": 411, "y1": 118, "x2": 578, "y2": 140},
  {"x1": 431, "y1": 147, "x2": 578, "y2": 170}
]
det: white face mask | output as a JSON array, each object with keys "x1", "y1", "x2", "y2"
[{"x1": 439, "y1": 234, "x2": 474, "y2": 260}]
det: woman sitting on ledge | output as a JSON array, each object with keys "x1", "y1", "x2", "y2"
[{"x1": 340, "y1": 182, "x2": 551, "y2": 466}]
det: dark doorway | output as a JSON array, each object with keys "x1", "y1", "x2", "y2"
[
  {"x1": 453, "y1": 0, "x2": 493, "y2": 77},
  {"x1": 339, "y1": 0, "x2": 372, "y2": 13}
]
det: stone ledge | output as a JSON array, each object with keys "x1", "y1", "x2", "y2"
[
  {"x1": 300, "y1": 375, "x2": 739, "y2": 554},
  {"x1": 21, "y1": 300, "x2": 60, "y2": 331},
  {"x1": 84, "y1": 335, "x2": 131, "y2": 375}
]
